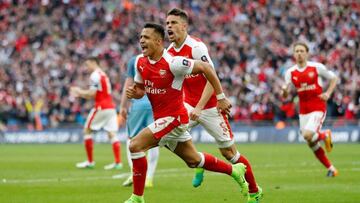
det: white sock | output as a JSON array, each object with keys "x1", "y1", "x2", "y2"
[
  {"x1": 147, "y1": 147, "x2": 159, "y2": 179},
  {"x1": 328, "y1": 165, "x2": 336, "y2": 171},
  {"x1": 84, "y1": 134, "x2": 92, "y2": 140},
  {"x1": 196, "y1": 152, "x2": 205, "y2": 168},
  {"x1": 311, "y1": 143, "x2": 321, "y2": 151},
  {"x1": 126, "y1": 139, "x2": 132, "y2": 169},
  {"x1": 229, "y1": 151, "x2": 241, "y2": 164},
  {"x1": 110, "y1": 136, "x2": 119, "y2": 144},
  {"x1": 311, "y1": 133, "x2": 319, "y2": 142}
]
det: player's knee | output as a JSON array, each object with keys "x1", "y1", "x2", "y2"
[
  {"x1": 221, "y1": 151, "x2": 234, "y2": 160},
  {"x1": 83, "y1": 128, "x2": 91, "y2": 135},
  {"x1": 128, "y1": 140, "x2": 141, "y2": 153},
  {"x1": 185, "y1": 161, "x2": 199, "y2": 168},
  {"x1": 107, "y1": 132, "x2": 116, "y2": 139},
  {"x1": 184, "y1": 158, "x2": 200, "y2": 168},
  {"x1": 307, "y1": 141, "x2": 317, "y2": 148},
  {"x1": 219, "y1": 147, "x2": 236, "y2": 160},
  {"x1": 302, "y1": 131, "x2": 313, "y2": 142}
]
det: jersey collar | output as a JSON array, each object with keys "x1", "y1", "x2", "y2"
[
  {"x1": 171, "y1": 34, "x2": 190, "y2": 52},
  {"x1": 148, "y1": 49, "x2": 166, "y2": 64},
  {"x1": 295, "y1": 61, "x2": 308, "y2": 72}
]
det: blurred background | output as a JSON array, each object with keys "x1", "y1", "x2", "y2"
[{"x1": 0, "y1": 0, "x2": 359, "y2": 133}]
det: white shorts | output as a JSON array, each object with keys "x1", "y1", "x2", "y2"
[
  {"x1": 84, "y1": 108, "x2": 118, "y2": 132},
  {"x1": 148, "y1": 116, "x2": 192, "y2": 152},
  {"x1": 299, "y1": 111, "x2": 326, "y2": 134},
  {"x1": 185, "y1": 103, "x2": 234, "y2": 148}
]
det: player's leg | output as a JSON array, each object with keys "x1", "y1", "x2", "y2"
[
  {"x1": 183, "y1": 103, "x2": 203, "y2": 187},
  {"x1": 76, "y1": 128, "x2": 95, "y2": 168},
  {"x1": 76, "y1": 108, "x2": 97, "y2": 169},
  {"x1": 145, "y1": 146, "x2": 159, "y2": 187},
  {"x1": 172, "y1": 139, "x2": 249, "y2": 196},
  {"x1": 300, "y1": 112, "x2": 337, "y2": 176},
  {"x1": 301, "y1": 111, "x2": 333, "y2": 151},
  {"x1": 122, "y1": 139, "x2": 133, "y2": 186},
  {"x1": 159, "y1": 120, "x2": 248, "y2": 196},
  {"x1": 144, "y1": 109, "x2": 158, "y2": 188},
  {"x1": 199, "y1": 108, "x2": 261, "y2": 197},
  {"x1": 103, "y1": 109, "x2": 122, "y2": 170},
  {"x1": 123, "y1": 109, "x2": 154, "y2": 186},
  {"x1": 219, "y1": 145, "x2": 262, "y2": 202},
  {"x1": 104, "y1": 131, "x2": 123, "y2": 170},
  {"x1": 308, "y1": 141, "x2": 337, "y2": 176},
  {"x1": 124, "y1": 127, "x2": 159, "y2": 203}
]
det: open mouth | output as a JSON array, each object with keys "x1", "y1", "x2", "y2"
[
  {"x1": 141, "y1": 44, "x2": 148, "y2": 53},
  {"x1": 167, "y1": 30, "x2": 174, "y2": 38}
]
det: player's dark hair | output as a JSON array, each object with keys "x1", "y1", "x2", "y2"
[
  {"x1": 293, "y1": 42, "x2": 309, "y2": 52},
  {"x1": 85, "y1": 57, "x2": 100, "y2": 65},
  {"x1": 167, "y1": 8, "x2": 189, "y2": 23},
  {"x1": 144, "y1": 23, "x2": 165, "y2": 40}
]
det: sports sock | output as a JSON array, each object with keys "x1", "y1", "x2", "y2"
[
  {"x1": 84, "y1": 135, "x2": 93, "y2": 163},
  {"x1": 111, "y1": 137, "x2": 121, "y2": 164},
  {"x1": 311, "y1": 131, "x2": 326, "y2": 142},
  {"x1": 231, "y1": 152, "x2": 258, "y2": 193},
  {"x1": 131, "y1": 152, "x2": 147, "y2": 196},
  {"x1": 197, "y1": 152, "x2": 232, "y2": 175},
  {"x1": 312, "y1": 143, "x2": 331, "y2": 168}
]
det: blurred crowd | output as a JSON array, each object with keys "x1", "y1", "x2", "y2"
[{"x1": 0, "y1": 0, "x2": 359, "y2": 131}]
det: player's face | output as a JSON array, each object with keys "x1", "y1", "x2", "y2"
[
  {"x1": 166, "y1": 15, "x2": 187, "y2": 42},
  {"x1": 139, "y1": 28, "x2": 161, "y2": 57},
  {"x1": 293, "y1": 45, "x2": 308, "y2": 64},
  {"x1": 84, "y1": 60, "x2": 96, "y2": 72}
]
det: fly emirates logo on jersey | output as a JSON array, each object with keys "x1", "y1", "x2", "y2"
[
  {"x1": 297, "y1": 83, "x2": 316, "y2": 92},
  {"x1": 144, "y1": 80, "x2": 166, "y2": 95}
]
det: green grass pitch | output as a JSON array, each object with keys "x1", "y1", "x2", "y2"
[{"x1": 0, "y1": 143, "x2": 359, "y2": 203}]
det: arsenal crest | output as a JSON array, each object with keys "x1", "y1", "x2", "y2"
[
  {"x1": 159, "y1": 69, "x2": 167, "y2": 77},
  {"x1": 308, "y1": 71, "x2": 315, "y2": 78}
]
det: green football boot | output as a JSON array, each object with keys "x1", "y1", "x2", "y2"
[
  {"x1": 192, "y1": 168, "x2": 205, "y2": 188},
  {"x1": 124, "y1": 194, "x2": 145, "y2": 203},
  {"x1": 231, "y1": 163, "x2": 249, "y2": 196},
  {"x1": 248, "y1": 186, "x2": 263, "y2": 203}
]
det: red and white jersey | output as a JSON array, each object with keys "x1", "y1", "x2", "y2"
[
  {"x1": 89, "y1": 69, "x2": 115, "y2": 109},
  {"x1": 285, "y1": 61, "x2": 336, "y2": 114},
  {"x1": 134, "y1": 50, "x2": 194, "y2": 121},
  {"x1": 167, "y1": 35, "x2": 217, "y2": 109}
]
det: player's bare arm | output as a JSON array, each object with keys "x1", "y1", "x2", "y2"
[
  {"x1": 119, "y1": 77, "x2": 134, "y2": 121},
  {"x1": 190, "y1": 82, "x2": 214, "y2": 121},
  {"x1": 319, "y1": 76, "x2": 338, "y2": 101},
  {"x1": 70, "y1": 86, "x2": 96, "y2": 99},
  {"x1": 281, "y1": 84, "x2": 290, "y2": 98},
  {"x1": 126, "y1": 83, "x2": 145, "y2": 99},
  {"x1": 191, "y1": 61, "x2": 231, "y2": 114}
]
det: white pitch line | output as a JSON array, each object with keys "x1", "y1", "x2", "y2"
[
  {"x1": 112, "y1": 168, "x2": 189, "y2": 179},
  {"x1": 2, "y1": 167, "x2": 360, "y2": 185},
  {"x1": 0, "y1": 168, "x2": 191, "y2": 184}
]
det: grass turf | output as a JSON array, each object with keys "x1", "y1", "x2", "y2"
[{"x1": 0, "y1": 143, "x2": 359, "y2": 203}]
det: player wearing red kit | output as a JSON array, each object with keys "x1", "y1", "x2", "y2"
[
  {"x1": 123, "y1": 23, "x2": 248, "y2": 203},
  {"x1": 70, "y1": 57, "x2": 122, "y2": 170},
  {"x1": 282, "y1": 42, "x2": 338, "y2": 177},
  {"x1": 166, "y1": 8, "x2": 262, "y2": 203}
]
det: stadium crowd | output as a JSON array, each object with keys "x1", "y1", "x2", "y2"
[{"x1": 0, "y1": 0, "x2": 359, "y2": 130}]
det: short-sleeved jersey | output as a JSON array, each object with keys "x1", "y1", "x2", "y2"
[
  {"x1": 89, "y1": 69, "x2": 115, "y2": 109},
  {"x1": 134, "y1": 51, "x2": 194, "y2": 121},
  {"x1": 284, "y1": 61, "x2": 336, "y2": 114},
  {"x1": 167, "y1": 35, "x2": 217, "y2": 109},
  {"x1": 126, "y1": 56, "x2": 152, "y2": 111}
]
